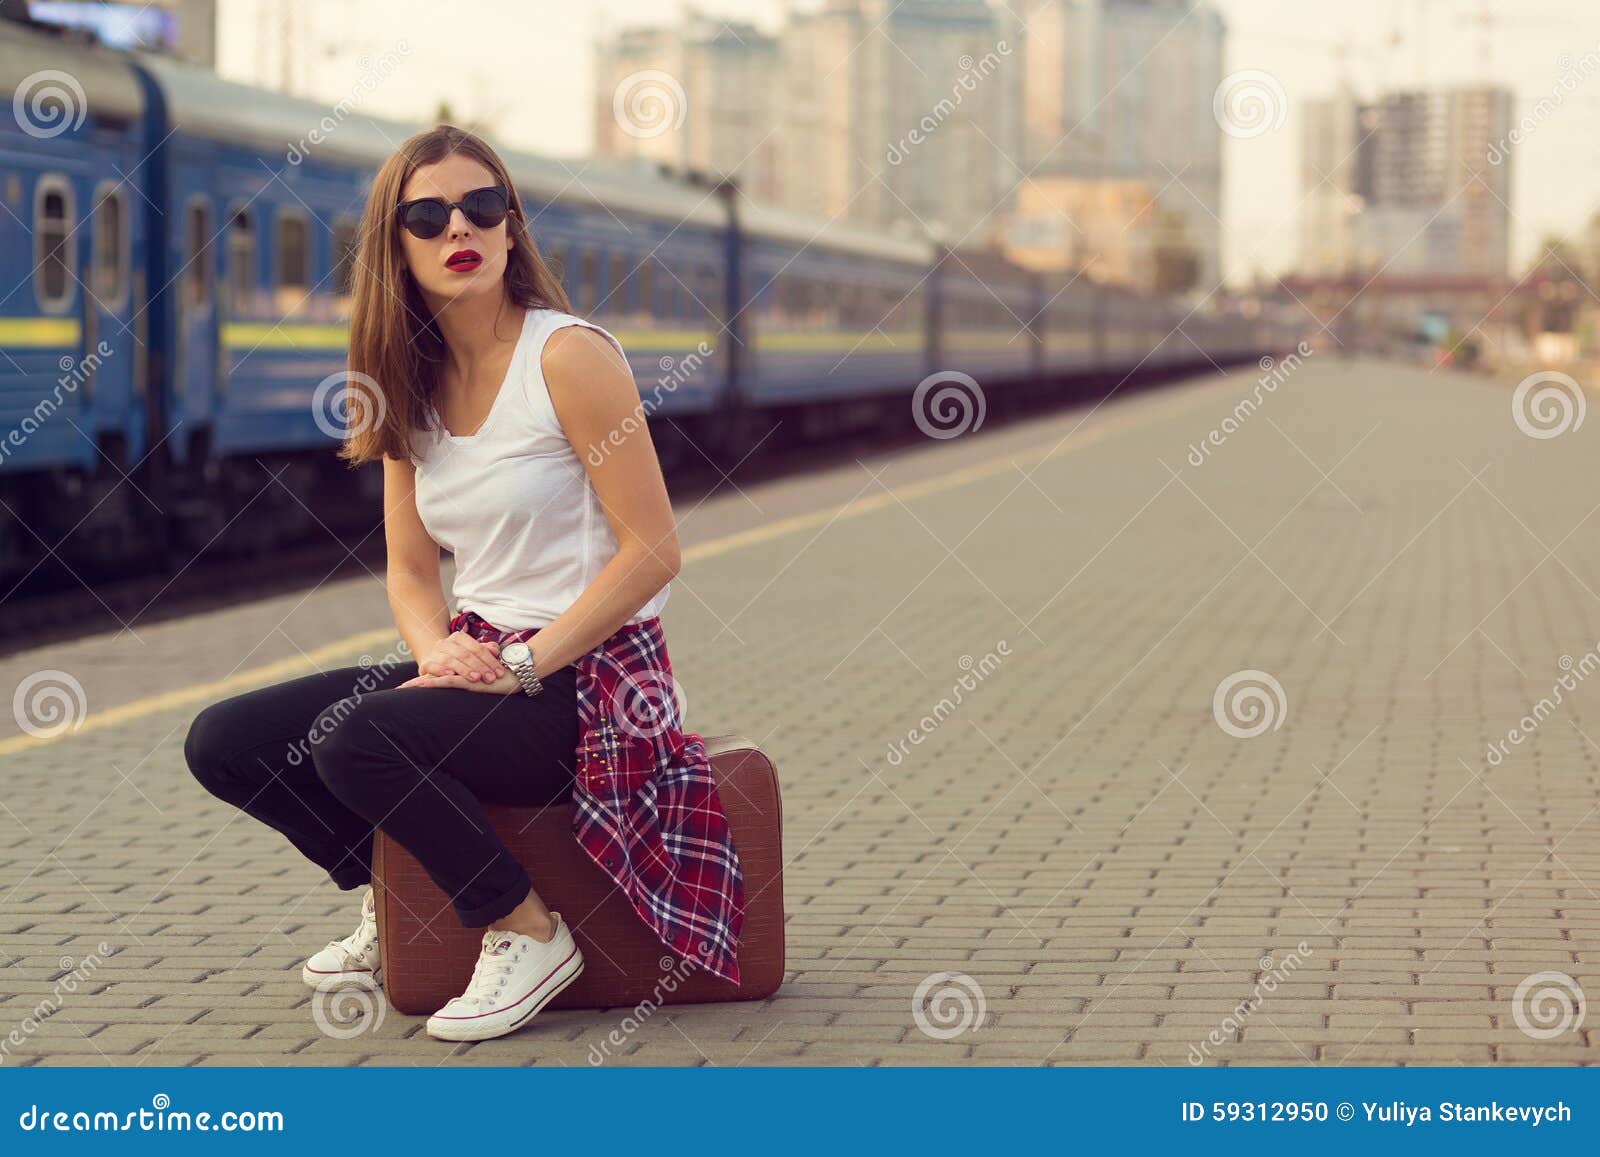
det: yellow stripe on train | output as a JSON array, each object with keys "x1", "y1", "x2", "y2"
[
  {"x1": 0, "y1": 317, "x2": 82, "y2": 347},
  {"x1": 601, "y1": 329, "x2": 719, "y2": 349},
  {"x1": 754, "y1": 330, "x2": 923, "y2": 352},
  {"x1": 221, "y1": 322, "x2": 351, "y2": 351},
  {"x1": 219, "y1": 323, "x2": 722, "y2": 353}
]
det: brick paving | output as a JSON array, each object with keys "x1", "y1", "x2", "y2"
[{"x1": 3, "y1": 356, "x2": 1599, "y2": 1065}]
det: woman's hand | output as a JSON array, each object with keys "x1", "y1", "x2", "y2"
[
  {"x1": 411, "y1": 631, "x2": 509, "y2": 684},
  {"x1": 399, "y1": 668, "x2": 520, "y2": 694}
]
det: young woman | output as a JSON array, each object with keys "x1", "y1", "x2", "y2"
[{"x1": 184, "y1": 124, "x2": 743, "y2": 1043}]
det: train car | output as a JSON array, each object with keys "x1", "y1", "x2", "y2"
[
  {"x1": 1038, "y1": 270, "x2": 1104, "y2": 375},
  {"x1": 1092, "y1": 284, "x2": 1141, "y2": 368},
  {"x1": 1143, "y1": 294, "x2": 1188, "y2": 370},
  {"x1": 130, "y1": 48, "x2": 738, "y2": 550},
  {"x1": 0, "y1": 17, "x2": 153, "y2": 568},
  {"x1": 738, "y1": 202, "x2": 933, "y2": 413},
  {"x1": 0, "y1": 13, "x2": 1293, "y2": 586},
  {"x1": 514, "y1": 154, "x2": 733, "y2": 425},
  {"x1": 1206, "y1": 300, "x2": 1258, "y2": 364},
  {"x1": 929, "y1": 244, "x2": 1041, "y2": 385},
  {"x1": 128, "y1": 49, "x2": 393, "y2": 563}
]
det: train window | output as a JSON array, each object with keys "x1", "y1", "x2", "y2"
[
  {"x1": 226, "y1": 206, "x2": 254, "y2": 316},
  {"x1": 578, "y1": 249, "x2": 597, "y2": 313},
  {"x1": 607, "y1": 252, "x2": 626, "y2": 315},
  {"x1": 685, "y1": 266, "x2": 701, "y2": 321},
  {"x1": 841, "y1": 283, "x2": 862, "y2": 326},
  {"x1": 331, "y1": 217, "x2": 359, "y2": 298},
  {"x1": 544, "y1": 243, "x2": 565, "y2": 290},
  {"x1": 90, "y1": 183, "x2": 128, "y2": 310},
  {"x1": 183, "y1": 199, "x2": 213, "y2": 308},
  {"x1": 818, "y1": 277, "x2": 839, "y2": 326},
  {"x1": 658, "y1": 268, "x2": 676, "y2": 320},
  {"x1": 34, "y1": 176, "x2": 75, "y2": 312},
  {"x1": 665, "y1": 268, "x2": 684, "y2": 320},
  {"x1": 637, "y1": 256, "x2": 655, "y2": 317},
  {"x1": 698, "y1": 263, "x2": 719, "y2": 322},
  {"x1": 864, "y1": 286, "x2": 881, "y2": 327},
  {"x1": 880, "y1": 287, "x2": 894, "y2": 327},
  {"x1": 691, "y1": 264, "x2": 706, "y2": 319},
  {"x1": 651, "y1": 263, "x2": 669, "y2": 319},
  {"x1": 274, "y1": 209, "x2": 311, "y2": 309}
]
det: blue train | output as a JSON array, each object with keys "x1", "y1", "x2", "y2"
[{"x1": 0, "y1": 14, "x2": 1297, "y2": 581}]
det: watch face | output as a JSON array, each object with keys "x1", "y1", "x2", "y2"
[{"x1": 500, "y1": 641, "x2": 531, "y2": 665}]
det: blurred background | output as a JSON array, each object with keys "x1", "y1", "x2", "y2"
[
  {"x1": 45, "y1": 0, "x2": 1599, "y2": 356},
  {"x1": 3, "y1": 0, "x2": 1599, "y2": 631},
  {"x1": 8, "y1": 1, "x2": 1600, "y2": 1069}
]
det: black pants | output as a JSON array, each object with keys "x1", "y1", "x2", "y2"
[{"x1": 183, "y1": 655, "x2": 578, "y2": 927}]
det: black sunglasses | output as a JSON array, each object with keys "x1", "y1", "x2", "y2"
[{"x1": 396, "y1": 184, "x2": 509, "y2": 239}]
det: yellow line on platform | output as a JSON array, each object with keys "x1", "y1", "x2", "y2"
[
  {"x1": 2, "y1": 378, "x2": 1222, "y2": 755},
  {"x1": 0, "y1": 629, "x2": 403, "y2": 757}
]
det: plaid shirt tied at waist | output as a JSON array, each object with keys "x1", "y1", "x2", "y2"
[{"x1": 448, "y1": 608, "x2": 745, "y2": 984}]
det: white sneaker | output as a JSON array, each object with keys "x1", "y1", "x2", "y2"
[
  {"x1": 301, "y1": 886, "x2": 381, "y2": 991},
  {"x1": 425, "y1": 913, "x2": 585, "y2": 1042}
]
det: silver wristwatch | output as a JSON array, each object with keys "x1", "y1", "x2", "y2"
[{"x1": 498, "y1": 640, "x2": 544, "y2": 697}]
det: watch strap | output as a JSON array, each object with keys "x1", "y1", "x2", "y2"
[{"x1": 508, "y1": 651, "x2": 544, "y2": 697}]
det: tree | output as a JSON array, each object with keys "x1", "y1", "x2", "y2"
[{"x1": 1521, "y1": 234, "x2": 1585, "y2": 335}]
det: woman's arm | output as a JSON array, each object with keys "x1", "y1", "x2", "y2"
[
  {"x1": 383, "y1": 454, "x2": 507, "y2": 683},
  {"x1": 526, "y1": 324, "x2": 682, "y2": 676}
]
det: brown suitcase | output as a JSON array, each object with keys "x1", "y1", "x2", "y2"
[{"x1": 371, "y1": 734, "x2": 784, "y2": 1015}]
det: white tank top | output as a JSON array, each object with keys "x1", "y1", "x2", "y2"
[{"x1": 410, "y1": 306, "x2": 670, "y2": 631}]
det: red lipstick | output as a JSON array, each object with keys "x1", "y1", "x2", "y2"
[{"x1": 445, "y1": 249, "x2": 482, "y2": 272}]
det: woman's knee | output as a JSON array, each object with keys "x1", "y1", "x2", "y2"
[
  {"x1": 308, "y1": 696, "x2": 404, "y2": 807},
  {"x1": 183, "y1": 698, "x2": 250, "y2": 797}
]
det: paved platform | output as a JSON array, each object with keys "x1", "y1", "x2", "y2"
[{"x1": 3, "y1": 355, "x2": 1598, "y2": 1066}]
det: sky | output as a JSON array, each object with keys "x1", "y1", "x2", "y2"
[{"x1": 211, "y1": 0, "x2": 1600, "y2": 285}]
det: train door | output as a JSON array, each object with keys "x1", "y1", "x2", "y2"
[
  {"x1": 174, "y1": 194, "x2": 217, "y2": 435},
  {"x1": 85, "y1": 182, "x2": 135, "y2": 451},
  {"x1": 29, "y1": 175, "x2": 86, "y2": 439}
]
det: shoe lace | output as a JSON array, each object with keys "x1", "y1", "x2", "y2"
[
  {"x1": 326, "y1": 899, "x2": 378, "y2": 963},
  {"x1": 455, "y1": 934, "x2": 522, "y2": 1005}
]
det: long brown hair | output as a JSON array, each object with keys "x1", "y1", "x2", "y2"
[{"x1": 338, "y1": 124, "x2": 571, "y2": 465}]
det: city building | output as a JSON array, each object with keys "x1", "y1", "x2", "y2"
[
  {"x1": 1298, "y1": 85, "x2": 1514, "y2": 278},
  {"x1": 1007, "y1": 175, "x2": 1160, "y2": 287},
  {"x1": 1298, "y1": 87, "x2": 1372, "y2": 277},
  {"x1": 592, "y1": 0, "x2": 1226, "y2": 282},
  {"x1": 1014, "y1": 0, "x2": 1226, "y2": 289},
  {"x1": 596, "y1": 1, "x2": 1012, "y2": 246},
  {"x1": 593, "y1": 9, "x2": 782, "y2": 202}
]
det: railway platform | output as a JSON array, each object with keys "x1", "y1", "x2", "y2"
[{"x1": 3, "y1": 356, "x2": 1598, "y2": 1066}]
